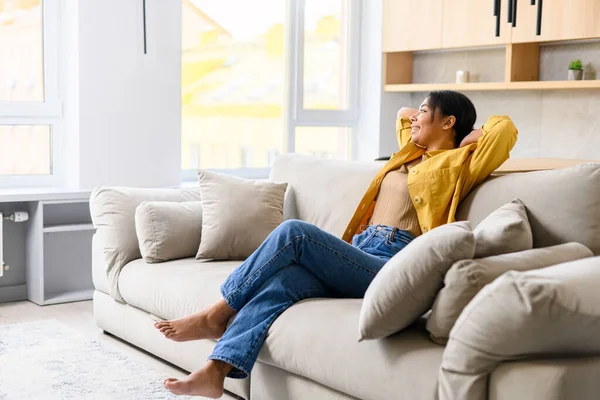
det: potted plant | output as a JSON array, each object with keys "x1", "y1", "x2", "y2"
[{"x1": 568, "y1": 59, "x2": 583, "y2": 81}]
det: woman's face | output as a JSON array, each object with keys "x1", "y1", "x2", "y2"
[{"x1": 409, "y1": 98, "x2": 454, "y2": 149}]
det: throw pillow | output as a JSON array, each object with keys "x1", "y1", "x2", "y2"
[
  {"x1": 473, "y1": 198, "x2": 532, "y2": 258},
  {"x1": 440, "y1": 256, "x2": 600, "y2": 400},
  {"x1": 196, "y1": 170, "x2": 288, "y2": 260},
  {"x1": 135, "y1": 201, "x2": 204, "y2": 263},
  {"x1": 427, "y1": 242, "x2": 593, "y2": 345},
  {"x1": 358, "y1": 221, "x2": 475, "y2": 341}
]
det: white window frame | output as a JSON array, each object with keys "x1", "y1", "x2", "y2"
[
  {"x1": 181, "y1": 0, "x2": 361, "y2": 181},
  {"x1": 0, "y1": 0, "x2": 63, "y2": 188}
]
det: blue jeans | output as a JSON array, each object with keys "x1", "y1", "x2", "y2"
[{"x1": 208, "y1": 219, "x2": 415, "y2": 378}]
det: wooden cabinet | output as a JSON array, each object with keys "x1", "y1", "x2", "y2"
[
  {"x1": 511, "y1": 0, "x2": 600, "y2": 43},
  {"x1": 382, "y1": 0, "x2": 443, "y2": 51},
  {"x1": 442, "y1": 0, "x2": 511, "y2": 48}
]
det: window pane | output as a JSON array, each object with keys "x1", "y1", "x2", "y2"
[
  {"x1": 0, "y1": 0, "x2": 44, "y2": 102},
  {"x1": 182, "y1": 0, "x2": 285, "y2": 170},
  {"x1": 0, "y1": 125, "x2": 52, "y2": 175},
  {"x1": 295, "y1": 127, "x2": 350, "y2": 160},
  {"x1": 303, "y1": 0, "x2": 349, "y2": 110}
]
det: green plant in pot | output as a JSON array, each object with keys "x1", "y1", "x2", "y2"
[{"x1": 568, "y1": 59, "x2": 583, "y2": 81}]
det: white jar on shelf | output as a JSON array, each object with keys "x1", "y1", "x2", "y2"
[{"x1": 456, "y1": 70, "x2": 470, "y2": 84}]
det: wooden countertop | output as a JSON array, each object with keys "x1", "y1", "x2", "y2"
[{"x1": 494, "y1": 158, "x2": 598, "y2": 174}]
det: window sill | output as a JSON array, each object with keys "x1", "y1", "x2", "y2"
[{"x1": 0, "y1": 187, "x2": 91, "y2": 203}]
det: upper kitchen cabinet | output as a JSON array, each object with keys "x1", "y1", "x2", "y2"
[
  {"x1": 382, "y1": 0, "x2": 443, "y2": 51},
  {"x1": 511, "y1": 0, "x2": 600, "y2": 43},
  {"x1": 442, "y1": 0, "x2": 512, "y2": 48}
]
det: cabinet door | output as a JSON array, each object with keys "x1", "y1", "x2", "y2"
[
  {"x1": 382, "y1": 0, "x2": 443, "y2": 51},
  {"x1": 442, "y1": 0, "x2": 512, "y2": 48},
  {"x1": 511, "y1": 0, "x2": 600, "y2": 43}
]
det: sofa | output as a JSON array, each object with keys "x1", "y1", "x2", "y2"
[{"x1": 90, "y1": 154, "x2": 600, "y2": 400}]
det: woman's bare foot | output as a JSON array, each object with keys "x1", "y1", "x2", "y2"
[
  {"x1": 154, "y1": 299, "x2": 235, "y2": 342},
  {"x1": 164, "y1": 360, "x2": 232, "y2": 397}
]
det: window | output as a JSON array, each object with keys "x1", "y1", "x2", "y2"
[
  {"x1": 181, "y1": 0, "x2": 360, "y2": 178},
  {"x1": 0, "y1": 0, "x2": 61, "y2": 187}
]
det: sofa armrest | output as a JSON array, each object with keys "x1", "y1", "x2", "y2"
[
  {"x1": 439, "y1": 256, "x2": 600, "y2": 400},
  {"x1": 89, "y1": 186, "x2": 202, "y2": 302}
]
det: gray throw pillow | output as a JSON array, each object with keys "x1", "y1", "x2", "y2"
[
  {"x1": 135, "y1": 201, "x2": 203, "y2": 263},
  {"x1": 473, "y1": 198, "x2": 532, "y2": 258},
  {"x1": 427, "y1": 242, "x2": 593, "y2": 345},
  {"x1": 358, "y1": 221, "x2": 475, "y2": 340},
  {"x1": 196, "y1": 170, "x2": 288, "y2": 260}
]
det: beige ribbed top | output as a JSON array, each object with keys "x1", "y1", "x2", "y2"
[{"x1": 369, "y1": 157, "x2": 424, "y2": 237}]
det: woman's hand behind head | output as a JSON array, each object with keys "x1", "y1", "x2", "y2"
[{"x1": 459, "y1": 129, "x2": 483, "y2": 147}]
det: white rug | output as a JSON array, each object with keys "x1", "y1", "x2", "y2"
[{"x1": 0, "y1": 320, "x2": 191, "y2": 400}]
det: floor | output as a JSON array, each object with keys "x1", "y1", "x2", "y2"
[{"x1": 0, "y1": 300, "x2": 238, "y2": 400}]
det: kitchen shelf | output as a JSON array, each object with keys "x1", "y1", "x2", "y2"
[
  {"x1": 385, "y1": 80, "x2": 600, "y2": 92},
  {"x1": 385, "y1": 82, "x2": 508, "y2": 92},
  {"x1": 506, "y1": 80, "x2": 600, "y2": 90},
  {"x1": 383, "y1": 40, "x2": 600, "y2": 92}
]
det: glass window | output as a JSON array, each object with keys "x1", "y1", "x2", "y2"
[
  {"x1": 303, "y1": 0, "x2": 349, "y2": 110},
  {"x1": 295, "y1": 126, "x2": 350, "y2": 160},
  {"x1": 0, "y1": 125, "x2": 52, "y2": 175},
  {"x1": 0, "y1": 0, "x2": 44, "y2": 102},
  {"x1": 181, "y1": 0, "x2": 285, "y2": 170}
]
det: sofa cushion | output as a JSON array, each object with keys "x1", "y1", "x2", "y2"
[
  {"x1": 197, "y1": 170, "x2": 287, "y2": 260},
  {"x1": 90, "y1": 186, "x2": 202, "y2": 302},
  {"x1": 427, "y1": 242, "x2": 593, "y2": 344},
  {"x1": 359, "y1": 221, "x2": 475, "y2": 340},
  {"x1": 118, "y1": 258, "x2": 241, "y2": 320},
  {"x1": 135, "y1": 201, "x2": 203, "y2": 263},
  {"x1": 439, "y1": 256, "x2": 600, "y2": 400},
  {"x1": 457, "y1": 163, "x2": 600, "y2": 254},
  {"x1": 269, "y1": 154, "x2": 382, "y2": 237},
  {"x1": 259, "y1": 298, "x2": 443, "y2": 400},
  {"x1": 489, "y1": 357, "x2": 600, "y2": 400},
  {"x1": 473, "y1": 198, "x2": 532, "y2": 258}
]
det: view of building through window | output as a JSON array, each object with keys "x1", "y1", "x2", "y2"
[
  {"x1": 182, "y1": 0, "x2": 350, "y2": 171},
  {"x1": 0, "y1": 0, "x2": 50, "y2": 176}
]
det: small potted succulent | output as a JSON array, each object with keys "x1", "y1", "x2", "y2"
[{"x1": 568, "y1": 59, "x2": 584, "y2": 81}]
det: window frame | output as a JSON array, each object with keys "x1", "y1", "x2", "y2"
[
  {"x1": 0, "y1": 0, "x2": 63, "y2": 188},
  {"x1": 181, "y1": 0, "x2": 362, "y2": 181}
]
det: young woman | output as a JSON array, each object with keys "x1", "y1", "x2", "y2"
[{"x1": 155, "y1": 90, "x2": 518, "y2": 397}]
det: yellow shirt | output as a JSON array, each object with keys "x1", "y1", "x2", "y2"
[{"x1": 342, "y1": 115, "x2": 518, "y2": 243}]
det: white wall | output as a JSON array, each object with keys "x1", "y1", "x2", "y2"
[
  {"x1": 64, "y1": 0, "x2": 182, "y2": 190},
  {"x1": 354, "y1": 0, "x2": 382, "y2": 162},
  {"x1": 356, "y1": 0, "x2": 411, "y2": 160}
]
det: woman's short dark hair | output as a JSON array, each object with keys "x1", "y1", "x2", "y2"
[{"x1": 427, "y1": 90, "x2": 477, "y2": 147}]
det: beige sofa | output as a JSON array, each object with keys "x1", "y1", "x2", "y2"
[{"x1": 90, "y1": 154, "x2": 600, "y2": 400}]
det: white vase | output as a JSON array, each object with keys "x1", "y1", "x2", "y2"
[{"x1": 568, "y1": 69, "x2": 583, "y2": 81}]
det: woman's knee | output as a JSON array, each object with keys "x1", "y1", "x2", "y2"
[{"x1": 277, "y1": 219, "x2": 316, "y2": 236}]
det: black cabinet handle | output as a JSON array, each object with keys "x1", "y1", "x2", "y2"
[
  {"x1": 494, "y1": 0, "x2": 501, "y2": 36},
  {"x1": 512, "y1": 0, "x2": 518, "y2": 27},
  {"x1": 536, "y1": 0, "x2": 543, "y2": 35},
  {"x1": 508, "y1": 0, "x2": 513, "y2": 23},
  {"x1": 531, "y1": 0, "x2": 535, "y2": 5}
]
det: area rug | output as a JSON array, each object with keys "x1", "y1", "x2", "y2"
[{"x1": 0, "y1": 320, "x2": 191, "y2": 399}]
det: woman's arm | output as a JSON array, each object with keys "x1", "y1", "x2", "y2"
[
  {"x1": 396, "y1": 107, "x2": 419, "y2": 149},
  {"x1": 397, "y1": 107, "x2": 418, "y2": 120},
  {"x1": 460, "y1": 116, "x2": 518, "y2": 198},
  {"x1": 459, "y1": 129, "x2": 483, "y2": 147}
]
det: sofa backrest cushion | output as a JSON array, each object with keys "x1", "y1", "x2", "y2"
[
  {"x1": 457, "y1": 163, "x2": 600, "y2": 255},
  {"x1": 270, "y1": 154, "x2": 382, "y2": 237}
]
